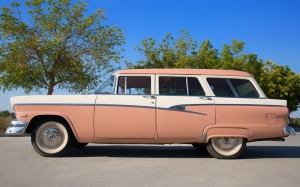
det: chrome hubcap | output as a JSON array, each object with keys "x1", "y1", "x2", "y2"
[
  {"x1": 213, "y1": 137, "x2": 240, "y2": 151},
  {"x1": 39, "y1": 126, "x2": 64, "y2": 149}
]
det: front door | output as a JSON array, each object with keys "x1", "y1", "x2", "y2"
[{"x1": 94, "y1": 75, "x2": 156, "y2": 139}]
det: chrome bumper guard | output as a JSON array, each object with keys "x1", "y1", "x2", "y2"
[
  {"x1": 283, "y1": 126, "x2": 296, "y2": 136},
  {"x1": 5, "y1": 120, "x2": 28, "y2": 135}
]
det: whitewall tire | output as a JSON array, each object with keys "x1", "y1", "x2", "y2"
[
  {"x1": 31, "y1": 119, "x2": 73, "y2": 157},
  {"x1": 206, "y1": 137, "x2": 246, "y2": 159}
]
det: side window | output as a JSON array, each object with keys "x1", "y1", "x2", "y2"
[
  {"x1": 159, "y1": 77, "x2": 187, "y2": 95},
  {"x1": 207, "y1": 78, "x2": 260, "y2": 98},
  {"x1": 207, "y1": 78, "x2": 235, "y2": 97},
  {"x1": 188, "y1": 77, "x2": 205, "y2": 96},
  {"x1": 229, "y1": 79, "x2": 259, "y2": 98},
  {"x1": 117, "y1": 76, "x2": 151, "y2": 95},
  {"x1": 159, "y1": 76, "x2": 205, "y2": 96}
]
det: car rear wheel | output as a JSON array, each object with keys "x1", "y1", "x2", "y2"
[
  {"x1": 206, "y1": 137, "x2": 246, "y2": 159},
  {"x1": 31, "y1": 119, "x2": 73, "y2": 157}
]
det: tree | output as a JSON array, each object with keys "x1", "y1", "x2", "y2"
[
  {"x1": 219, "y1": 40, "x2": 248, "y2": 70},
  {"x1": 195, "y1": 40, "x2": 219, "y2": 69},
  {"x1": 259, "y1": 61, "x2": 300, "y2": 112},
  {"x1": 0, "y1": 110, "x2": 15, "y2": 118},
  {"x1": 129, "y1": 30, "x2": 300, "y2": 112},
  {"x1": 0, "y1": 0, "x2": 125, "y2": 95},
  {"x1": 0, "y1": 110, "x2": 15, "y2": 133},
  {"x1": 131, "y1": 30, "x2": 199, "y2": 69}
]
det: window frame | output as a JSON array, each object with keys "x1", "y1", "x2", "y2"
[
  {"x1": 229, "y1": 78, "x2": 260, "y2": 98},
  {"x1": 204, "y1": 75, "x2": 263, "y2": 98},
  {"x1": 115, "y1": 74, "x2": 154, "y2": 95},
  {"x1": 94, "y1": 75, "x2": 116, "y2": 95},
  {"x1": 156, "y1": 75, "x2": 207, "y2": 96}
]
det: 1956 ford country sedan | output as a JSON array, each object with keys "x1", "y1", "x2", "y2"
[{"x1": 6, "y1": 69, "x2": 295, "y2": 159}]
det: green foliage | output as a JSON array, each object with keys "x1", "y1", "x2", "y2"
[
  {"x1": 131, "y1": 30, "x2": 199, "y2": 69},
  {"x1": 0, "y1": 0, "x2": 125, "y2": 95},
  {"x1": 260, "y1": 61, "x2": 300, "y2": 111},
  {"x1": 0, "y1": 110, "x2": 15, "y2": 118},
  {"x1": 0, "y1": 110, "x2": 15, "y2": 134},
  {"x1": 289, "y1": 118, "x2": 300, "y2": 129},
  {"x1": 196, "y1": 40, "x2": 219, "y2": 69},
  {"x1": 130, "y1": 30, "x2": 300, "y2": 112}
]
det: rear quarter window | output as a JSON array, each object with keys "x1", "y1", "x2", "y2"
[
  {"x1": 229, "y1": 79, "x2": 259, "y2": 98},
  {"x1": 207, "y1": 78, "x2": 259, "y2": 98}
]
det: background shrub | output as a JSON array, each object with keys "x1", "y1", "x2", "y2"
[
  {"x1": 290, "y1": 118, "x2": 300, "y2": 129},
  {"x1": 0, "y1": 110, "x2": 15, "y2": 135}
]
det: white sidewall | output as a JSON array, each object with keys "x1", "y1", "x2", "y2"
[{"x1": 35, "y1": 122, "x2": 68, "y2": 154}]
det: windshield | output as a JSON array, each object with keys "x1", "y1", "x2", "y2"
[{"x1": 94, "y1": 75, "x2": 115, "y2": 94}]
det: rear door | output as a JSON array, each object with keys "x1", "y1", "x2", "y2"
[{"x1": 155, "y1": 75, "x2": 215, "y2": 139}]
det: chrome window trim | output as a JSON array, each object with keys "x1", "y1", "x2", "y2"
[
  {"x1": 186, "y1": 77, "x2": 189, "y2": 95},
  {"x1": 226, "y1": 78, "x2": 240, "y2": 97}
]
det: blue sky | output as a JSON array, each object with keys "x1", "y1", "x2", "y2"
[{"x1": 0, "y1": 0, "x2": 299, "y2": 116}]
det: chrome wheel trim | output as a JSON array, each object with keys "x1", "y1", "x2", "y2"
[
  {"x1": 35, "y1": 122, "x2": 68, "y2": 154},
  {"x1": 211, "y1": 137, "x2": 243, "y2": 156}
]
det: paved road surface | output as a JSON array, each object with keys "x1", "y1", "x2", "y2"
[{"x1": 0, "y1": 135, "x2": 299, "y2": 187}]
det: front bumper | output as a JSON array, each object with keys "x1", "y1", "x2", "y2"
[
  {"x1": 283, "y1": 126, "x2": 296, "y2": 136},
  {"x1": 5, "y1": 120, "x2": 28, "y2": 135}
]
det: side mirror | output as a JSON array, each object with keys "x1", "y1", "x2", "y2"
[{"x1": 80, "y1": 85, "x2": 90, "y2": 95}]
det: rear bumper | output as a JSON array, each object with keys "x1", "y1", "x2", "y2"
[
  {"x1": 283, "y1": 126, "x2": 295, "y2": 136},
  {"x1": 5, "y1": 120, "x2": 28, "y2": 136}
]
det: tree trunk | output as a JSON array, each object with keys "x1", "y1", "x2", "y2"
[
  {"x1": 47, "y1": 81, "x2": 55, "y2": 95},
  {"x1": 47, "y1": 86, "x2": 54, "y2": 95}
]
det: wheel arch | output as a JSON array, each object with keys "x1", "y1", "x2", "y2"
[
  {"x1": 204, "y1": 127, "x2": 253, "y2": 143},
  {"x1": 25, "y1": 114, "x2": 78, "y2": 140}
]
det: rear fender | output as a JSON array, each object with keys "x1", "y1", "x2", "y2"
[{"x1": 203, "y1": 127, "x2": 253, "y2": 143}]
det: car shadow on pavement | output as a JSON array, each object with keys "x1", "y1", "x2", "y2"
[
  {"x1": 66, "y1": 145, "x2": 211, "y2": 158},
  {"x1": 65, "y1": 145, "x2": 300, "y2": 159},
  {"x1": 242, "y1": 146, "x2": 300, "y2": 159}
]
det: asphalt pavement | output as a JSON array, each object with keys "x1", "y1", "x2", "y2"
[{"x1": 0, "y1": 135, "x2": 300, "y2": 187}]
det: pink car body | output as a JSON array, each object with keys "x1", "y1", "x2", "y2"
[{"x1": 6, "y1": 69, "x2": 295, "y2": 158}]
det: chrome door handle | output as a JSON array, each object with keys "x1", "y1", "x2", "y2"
[
  {"x1": 200, "y1": 97, "x2": 213, "y2": 100},
  {"x1": 143, "y1": 95, "x2": 156, "y2": 99}
]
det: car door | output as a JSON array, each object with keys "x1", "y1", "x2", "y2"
[
  {"x1": 155, "y1": 75, "x2": 215, "y2": 139},
  {"x1": 94, "y1": 75, "x2": 156, "y2": 139}
]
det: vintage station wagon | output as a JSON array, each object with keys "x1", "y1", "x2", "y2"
[{"x1": 6, "y1": 69, "x2": 295, "y2": 159}]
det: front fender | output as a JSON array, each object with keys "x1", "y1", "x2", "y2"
[{"x1": 24, "y1": 112, "x2": 76, "y2": 136}]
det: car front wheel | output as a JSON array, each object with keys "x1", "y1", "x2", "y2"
[
  {"x1": 31, "y1": 119, "x2": 73, "y2": 157},
  {"x1": 206, "y1": 137, "x2": 246, "y2": 159}
]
